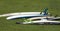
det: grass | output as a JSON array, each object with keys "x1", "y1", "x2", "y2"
[{"x1": 0, "y1": 0, "x2": 60, "y2": 31}]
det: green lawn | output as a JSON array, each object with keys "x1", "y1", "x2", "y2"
[{"x1": 0, "y1": 0, "x2": 60, "y2": 31}]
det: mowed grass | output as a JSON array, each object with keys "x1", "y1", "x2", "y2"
[{"x1": 0, "y1": 0, "x2": 60, "y2": 31}]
